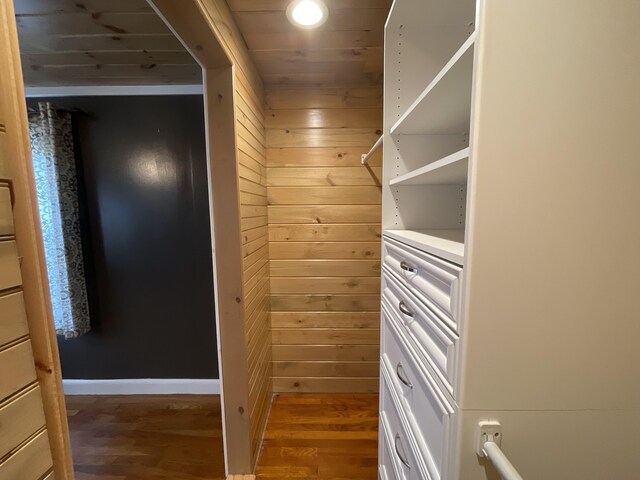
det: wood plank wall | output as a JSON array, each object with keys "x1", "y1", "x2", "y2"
[
  {"x1": 265, "y1": 87, "x2": 383, "y2": 393},
  {"x1": 197, "y1": 0, "x2": 272, "y2": 465},
  {"x1": 0, "y1": 0, "x2": 72, "y2": 476},
  {"x1": 0, "y1": 2, "x2": 54, "y2": 475}
]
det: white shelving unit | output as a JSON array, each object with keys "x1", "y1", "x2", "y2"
[
  {"x1": 389, "y1": 147, "x2": 469, "y2": 186},
  {"x1": 379, "y1": 1, "x2": 640, "y2": 479},
  {"x1": 383, "y1": 27, "x2": 472, "y2": 258},
  {"x1": 384, "y1": 229, "x2": 465, "y2": 265},
  {"x1": 380, "y1": 2, "x2": 475, "y2": 476},
  {"x1": 381, "y1": 0, "x2": 475, "y2": 263},
  {"x1": 390, "y1": 33, "x2": 476, "y2": 136}
]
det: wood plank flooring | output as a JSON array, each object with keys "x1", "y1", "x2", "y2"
[
  {"x1": 65, "y1": 395, "x2": 225, "y2": 480},
  {"x1": 65, "y1": 393, "x2": 379, "y2": 479},
  {"x1": 256, "y1": 394, "x2": 379, "y2": 479}
]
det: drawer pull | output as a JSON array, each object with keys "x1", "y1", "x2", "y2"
[
  {"x1": 398, "y1": 301, "x2": 415, "y2": 318},
  {"x1": 396, "y1": 362, "x2": 413, "y2": 389},
  {"x1": 400, "y1": 261, "x2": 417, "y2": 273},
  {"x1": 394, "y1": 433, "x2": 411, "y2": 469}
]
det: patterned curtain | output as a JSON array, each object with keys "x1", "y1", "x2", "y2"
[{"x1": 29, "y1": 102, "x2": 90, "y2": 338}]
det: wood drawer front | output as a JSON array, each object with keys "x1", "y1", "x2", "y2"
[
  {"x1": 0, "y1": 186, "x2": 12, "y2": 237},
  {"x1": 381, "y1": 304, "x2": 454, "y2": 480},
  {"x1": 382, "y1": 269, "x2": 458, "y2": 394},
  {"x1": 0, "y1": 429, "x2": 53, "y2": 480},
  {"x1": 0, "y1": 132, "x2": 9, "y2": 181},
  {"x1": 0, "y1": 240, "x2": 21, "y2": 291},
  {"x1": 380, "y1": 371, "x2": 425, "y2": 480},
  {"x1": 382, "y1": 236, "x2": 461, "y2": 330},
  {"x1": 0, "y1": 292, "x2": 28, "y2": 347},
  {"x1": 0, "y1": 386, "x2": 46, "y2": 460},
  {"x1": 0, "y1": 340, "x2": 37, "y2": 402}
]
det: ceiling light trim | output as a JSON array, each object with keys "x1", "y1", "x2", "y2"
[{"x1": 286, "y1": 0, "x2": 328, "y2": 30}]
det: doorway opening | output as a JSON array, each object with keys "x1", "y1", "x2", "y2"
[{"x1": 15, "y1": 0, "x2": 235, "y2": 478}]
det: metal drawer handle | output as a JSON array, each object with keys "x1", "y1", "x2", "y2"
[
  {"x1": 396, "y1": 362, "x2": 413, "y2": 389},
  {"x1": 400, "y1": 261, "x2": 417, "y2": 273},
  {"x1": 394, "y1": 433, "x2": 411, "y2": 469},
  {"x1": 398, "y1": 301, "x2": 415, "y2": 318}
]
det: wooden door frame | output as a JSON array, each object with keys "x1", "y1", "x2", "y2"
[
  {"x1": 149, "y1": 0, "x2": 254, "y2": 475},
  {"x1": 1, "y1": 0, "x2": 254, "y2": 475},
  {"x1": 0, "y1": 0, "x2": 74, "y2": 478}
]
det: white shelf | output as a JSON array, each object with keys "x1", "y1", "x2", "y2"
[
  {"x1": 389, "y1": 147, "x2": 469, "y2": 186},
  {"x1": 384, "y1": 229, "x2": 465, "y2": 265},
  {"x1": 390, "y1": 33, "x2": 476, "y2": 136}
]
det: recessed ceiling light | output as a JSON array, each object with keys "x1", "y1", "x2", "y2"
[{"x1": 287, "y1": 0, "x2": 328, "y2": 29}]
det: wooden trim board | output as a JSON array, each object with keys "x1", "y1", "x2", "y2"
[
  {"x1": 204, "y1": 65, "x2": 253, "y2": 474},
  {"x1": 149, "y1": 1, "x2": 270, "y2": 474}
]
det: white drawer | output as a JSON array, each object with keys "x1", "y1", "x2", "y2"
[
  {"x1": 381, "y1": 304, "x2": 455, "y2": 480},
  {"x1": 382, "y1": 268, "x2": 458, "y2": 394},
  {"x1": 379, "y1": 416, "x2": 399, "y2": 480},
  {"x1": 380, "y1": 371, "x2": 428, "y2": 480},
  {"x1": 383, "y1": 236, "x2": 462, "y2": 330}
]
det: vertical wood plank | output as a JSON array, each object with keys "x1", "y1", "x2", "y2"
[
  {"x1": 204, "y1": 66, "x2": 252, "y2": 472},
  {"x1": 150, "y1": 1, "x2": 273, "y2": 473}
]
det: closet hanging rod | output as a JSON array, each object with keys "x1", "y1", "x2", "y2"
[
  {"x1": 361, "y1": 135, "x2": 383, "y2": 165},
  {"x1": 476, "y1": 422, "x2": 524, "y2": 480},
  {"x1": 482, "y1": 442, "x2": 524, "y2": 480}
]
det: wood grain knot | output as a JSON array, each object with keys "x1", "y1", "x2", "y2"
[{"x1": 34, "y1": 361, "x2": 52, "y2": 374}]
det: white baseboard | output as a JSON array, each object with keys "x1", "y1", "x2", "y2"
[{"x1": 63, "y1": 378, "x2": 220, "y2": 395}]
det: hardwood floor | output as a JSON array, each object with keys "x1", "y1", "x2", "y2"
[
  {"x1": 256, "y1": 394, "x2": 379, "y2": 479},
  {"x1": 65, "y1": 393, "x2": 379, "y2": 480},
  {"x1": 65, "y1": 395, "x2": 225, "y2": 480}
]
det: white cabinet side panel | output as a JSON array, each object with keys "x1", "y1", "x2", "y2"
[{"x1": 460, "y1": 0, "x2": 640, "y2": 410}]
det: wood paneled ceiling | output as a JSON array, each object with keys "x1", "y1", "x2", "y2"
[
  {"x1": 14, "y1": 0, "x2": 200, "y2": 86},
  {"x1": 14, "y1": 0, "x2": 391, "y2": 88},
  {"x1": 227, "y1": 0, "x2": 391, "y2": 87}
]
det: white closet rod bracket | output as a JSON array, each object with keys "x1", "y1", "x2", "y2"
[
  {"x1": 361, "y1": 135, "x2": 383, "y2": 165},
  {"x1": 476, "y1": 421, "x2": 524, "y2": 480}
]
